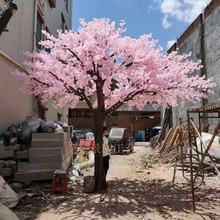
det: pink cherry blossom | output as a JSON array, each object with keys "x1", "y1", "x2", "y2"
[
  {"x1": 13, "y1": 18, "x2": 214, "y2": 114},
  {"x1": 12, "y1": 18, "x2": 215, "y2": 192}
]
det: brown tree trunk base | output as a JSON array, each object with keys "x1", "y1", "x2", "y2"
[{"x1": 94, "y1": 113, "x2": 108, "y2": 192}]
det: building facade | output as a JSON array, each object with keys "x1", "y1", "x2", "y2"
[
  {"x1": 0, "y1": 0, "x2": 72, "y2": 130},
  {"x1": 167, "y1": 0, "x2": 220, "y2": 128},
  {"x1": 69, "y1": 104, "x2": 161, "y2": 140}
]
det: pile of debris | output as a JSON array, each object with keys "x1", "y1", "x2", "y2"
[
  {"x1": 0, "y1": 116, "x2": 69, "y2": 147},
  {"x1": 151, "y1": 124, "x2": 220, "y2": 173},
  {"x1": 151, "y1": 125, "x2": 188, "y2": 163},
  {"x1": 0, "y1": 116, "x2": 72, "y2": 180}
]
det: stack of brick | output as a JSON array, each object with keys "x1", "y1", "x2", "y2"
[{"x1": 15, "y1": 132, "x2": 73, "y2": 181}]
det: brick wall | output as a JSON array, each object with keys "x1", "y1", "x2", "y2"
[
  {"x1": 69, "y1": 116, "x2": 160, "y2": 134},
  {"x1": 204, "y1": 0, "x2": 220, "y2": 18}
]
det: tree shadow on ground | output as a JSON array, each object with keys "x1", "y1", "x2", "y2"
[
  {"x1": 17, "y1": 178, "x2": 218, "y2": 220},
  {"x1": 14, "y1": 178, "x2": 220, "y2": 220}
]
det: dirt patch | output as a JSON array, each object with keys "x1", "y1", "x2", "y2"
[{"x1": 14, "y1": 146, "x2": 220, "y2": 220}]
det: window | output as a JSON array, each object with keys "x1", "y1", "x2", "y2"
[
  {"x1": 110, "y1": 129, "x2": 124, "y2": 137},
  {"x1": 36, "y1": 13, "x2": 43, "y2": 49},
  {"x1": 84, "y1": 111, "x2": 91, "y2": 118},
  {"x1": 61, "y1": 13, "x2": 65, "y2": 32},
  {"x1": 48, "y1": 0, "x2": 56, "y2": 8},
  {"x1": 76, "y1": 110, "x2": 83, "y2": 118},
  {"x1": 45, "y1": 27, "x2": 51, "y2": 53},
  {"x1": 112, "y1": 112, "x2": 118, "y2": 118},
  {"x1": 68, "y1": 109, "x2": 73, "y2": 118},
  {"x1": 141, "y1": 113, "x2": 148, "y2": 118}
]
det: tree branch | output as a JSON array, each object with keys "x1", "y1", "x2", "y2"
[
  {"x1": 48, "y1": 71, "x2": 94, "y2": 111},
  {"x1": 105, "y1": 90, "x2": 156, "y2": 115},
  {"x1": 31, "y1": 78, "x2": 50, "y2": 87},
  {"x1": 64, "y1": 47, "x2": 84, "y2": 66}
]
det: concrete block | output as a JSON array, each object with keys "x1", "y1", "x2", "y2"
[
  {"x1": 0, "y1": 144, "x2": 4, "y2": 152},
  {"x1": 0, "y1": 168, "x2": 12, "y2": 176},
  {"x1": 4, "y1": 144, "x2": 20, "y2": 152},
  {"x1": 0, "y1": 150, "x2": 14, "y2": 159},
  {"x1": 15, "y1": 151, "x2": 29, "y2": 160},
  {"x1": 14, "y1": 169, "x2": 55, "y2": 181},
  {"x1": 17, "y1": 162, "x2": 62, "y2": 172},
  {"x1": 32, "y1": 133, "x2": 65, "y2": 140},
  {"x1": 4, "y1": 160, "x2": 16, "y2": 167},
  {"x1": 12, "y1": 165, "x2": 16, "y2": 174},
  {"x1": 31, "y1": 140, "x2": 64, "y2": 148},
  {"x1": 29, "y1": 155, "x2": 62, "y2": 163},
  {"x1": 0, "y1": 160, "x2": 4, "y2": 168},
  {"x1": 17, "y1": 162, "x2": 29, "y2": 171},
  {"x1": 29, "y1": 148, "x2": 62, "y2": 157}
]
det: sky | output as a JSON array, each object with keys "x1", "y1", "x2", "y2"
[{"x1": 72, "y1": 0, "x2": 211, "y2": 52}]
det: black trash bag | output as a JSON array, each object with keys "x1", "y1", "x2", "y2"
[
  {"x1": 25, "y1": 116, "x2": 41, "y2": 133},
  {"x1": 9, "y1": 137, "x2": 17, "y2": 145},
  {"x1": 0, "y1": 130, "x2": 3, "y2": 140},
  {"x1": 54, "y1": 123, "x2": 64, "y2": 133},
  {"x1": 3, "y1": 131, "x2": 13, "y2": 145},
  {"x1": 20, "y1": 123, "x2": 32, "y2": 145},
  {"x1": 20, "y1": 144, "x2": 29, "y2": 151},
  {"x1": 7, "y1": 122, "x2": 22, "y2": 137},
  {"x1": 40, "y1": 121, "x2": 56, "y2": 133},
  {"x1": 56, "y1": 121, "x2": 68, "y2": 132}
]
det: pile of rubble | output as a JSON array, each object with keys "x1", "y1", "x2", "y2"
[
  {"x1": 150, "y1": 126, "x2": 188, "y2": 163},
  {"x1": 151, "y1": 126, "x2": 220, "y2": 173},
  {"x1": 0, "y1": 116, "x2": 73, "y2": 180}
]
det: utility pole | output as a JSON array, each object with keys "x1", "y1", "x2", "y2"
[{"x1": 0, "y1": 0, "x2": 18, "y2": 36}]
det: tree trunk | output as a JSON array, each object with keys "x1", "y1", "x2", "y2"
[
  {"x1": 94, "y1": 113, "x2": 108, "y2": 192},
  {"x1": 36, "y1": 96, "x2": 46, "y2": 121}
]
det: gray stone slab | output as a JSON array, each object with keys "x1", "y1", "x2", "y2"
[
  {"x1": 17, "y1": 162, "x2": 29, "y2": 171},
  {"x1": 0, "y1": 150, "x2": 14, "y2": 159},
  {"x1": 15, "y1": 151, "x2": 29, "y2": 160},
  {"x1": 0, "y1": 168, "x2": 12, "y2": 176},
  {"x1": 32, "y1": 133, "x2": 65, "y2": 140},
  {"x1": 0, "y1": 160, "x2": 4, "y2": 168},
  {"x1": 17, "y1": 162, "x2": 62, "y2": 172},
  {"x1": 12, "y1": 165, "x2": 16, "y2": 174},
  {"x1": 3, "y1": 160, "x2": 16, "y2": 167},
  {"x1": 31, "y1": 140, "x2": 64, "y2": 148},
  {"x1": 29, "y1": 155, "x2": 62, "y2": 163},
  {"x1": 14, "y1": 169, "x2": 55, "y2": 181},
  {"x1": 29, "y1": 148, "x2": 62, "y2": 157},
  {"x1": 4, "y1": 144, "x2": 20, "y2": 152},
  {"x1": 0, "y1": 144, "x2": 4, "y2": 152}
]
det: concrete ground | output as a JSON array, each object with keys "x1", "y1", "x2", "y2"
[{"x1": 14, "y1": 145, "x2": 220, "y2": 220}]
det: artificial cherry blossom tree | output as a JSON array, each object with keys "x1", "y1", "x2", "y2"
[{"x1": 13, "y1": 18, "x2": 214, "y2": 192}]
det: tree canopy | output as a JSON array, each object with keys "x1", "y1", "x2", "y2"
[{"x1": 14, "y1": 18, "x2": 214, "y2": 115}]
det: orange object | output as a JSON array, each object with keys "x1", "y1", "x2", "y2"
[{"x1": 51, "y1": 170, "x2": 68, "y2": 194}]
